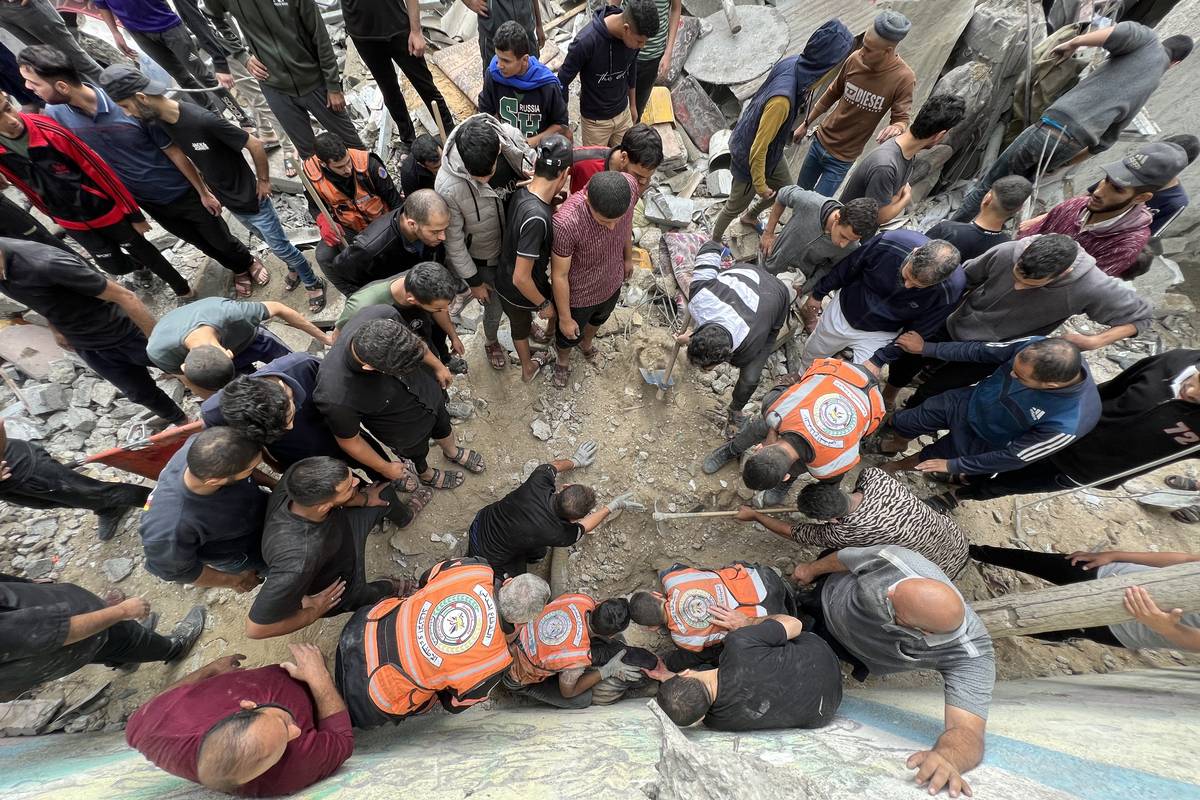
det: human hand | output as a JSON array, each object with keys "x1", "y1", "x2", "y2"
[
  {"x1": 380, "y1": 460, "x2": 413, "y2": 483},
  {"x1": 315, "y1": 331, "x2": 334, "y2": 348},
  {"x1": 117, "y1": 597, "x2": 151, "y2": 621},
  {"x1": 757, "y1": 187, "x2": 776, "y2": 203},
  {"x1": 326, "y1": 91, "x2": 346, "y2": 113},
  {"x1": 0, "y1": 461, "x2": 10, "y2": 482},
  {"x1": 708, "y1": 604, "x2": 751, "y2": 630},
  {"x1": 792, "y1": 562, "x2": 818, "y2": 586},
  {"x1": 863, "y1": 360, "x2": 881, "y2": 377},
  {"x1": 450, "y1": 335, "x2": 465, "y2": 356},
  {"x1": 877, "y1": 124, "x2": 905, "y2": 143},
  {"x1": 915, "y1": 458, "x2": 951, "y2": 474},
  {"x1": 894, "y1": 183, "x2": 912, "y2": 206},
  {"x1": 362, "y1": 482, "x2": 391, "y2": 507},
  {"x1": 792, "y1": 121, "x2": 809, "y2": 144},
  {"x1": 606, "y1": 491, "x2": 644, "y2": 514},
  {"x1": 434, "y1": 363, "x2": 453, "y2": 389},
  {"x1": 246, "y1": 55, "x2": 271, "y2": 81},
  {"x1": 463, "y1": 0, "x2": 488, "y2": 16},
  {"x1": 470, "y1": 284, "x2": 490, "y2": 303},
  {"x1": 657, "y1": 54, "x2": 672, "y2": 83},
  {"x1": 216, "y1": 72, "x2": 236, "y2": 90},
  {"x1": 231, "y1": 569, "x2": 262, "y2": 593},
  {"x1": 1124, "y1": 586, "x2": 1183, "y2": 633},
  {"x1": 200, "y1": 191, "x2": 222, "y2": 216},
  {"x1": 896, "y1": 331, "x2": 925, "y2": 354},
  {"x1": 256, "y1": 177, "x2": 272, "y2": 201},
  {"x1": 280, "y1": 642, "x2": 332, "y2": 685},
  {"x1": 907, "y1": 750, "x2": 973, "y2": 797},
  {"x1": 643, "y1": 656, "x2": 674, "y2": 682},
  {"x1": 624, "y1": 259, "x2": 634, "y2": 280},
  {"x1": 132, "y1": 220, "x2": 151, "y2": 235},
  {"x1": 302, "y1": 579, "x2": 347, "y2": 616},
  {"x1": 558, "y1": 317, "x2": 580, "y2": 340},
  {"x1": 408, "y1": 29, "x2": 426, "y2": 58},
  {"x1": 207, "y1": 653, "x2": 246, "y2": 675},
  {"x1": 735, "y1": 505, "x2": 757, "y2": 522},
  {"x1": 117, "y1": 37, "x2": 139, "y2": 61},
  {"x1": 597, "y1": 649, "x2": 640, "y2": 681},
  {"x1": 1067, "y1": 550, "x2": 1117, "y2": 570},
  {"x1": 760, "y1": 230, "x2": 776, "y2": 257},
  {"x1": 569, "y1": 440, "x2": 599, "y2": 468},
  {"x1": 1051, "y1": 40, "x2": 1080, "y2": 59},
  {"x1": 538, "y1": 304, "x2": 555, "y2": 320}
]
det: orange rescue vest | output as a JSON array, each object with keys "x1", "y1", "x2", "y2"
[
  {"x1": 509, "y1": 594, "x2": 596, "y2": 685},
  {"x1": 766, "y1": 358, "x2": 886, "y2": 480},
  {"x1": 662, "y1": 564, "x2": 771, "y2": 651},
  {"x1": 302, "y1": 149, "x2": 390, "y2": 234},
  {"x1": 361, "y1": 560, "x2": 512, "y2": 718}
]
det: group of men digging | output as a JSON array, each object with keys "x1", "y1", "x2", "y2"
[{"x1": 0, "y1": 3, "x2": 1197, "y2": 798}]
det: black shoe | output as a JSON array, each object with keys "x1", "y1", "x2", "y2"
[
  {"x1": 165, "y1": 605, "x2": 206, "y2": 663},
  {"x1": 446, "y1": 356, "x2": 469, "y2": 375},
  {"x1": 703, "y1": 440, "x2": 737, "y2": 474},
  {"x1": 134, "y1": 269, "x2": 156, "y2": 290},
  {"x1": 96, "y1": 506, "x2": 135, "y2": 541}
]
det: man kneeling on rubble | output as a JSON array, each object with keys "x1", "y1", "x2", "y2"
[
  {"x1": 334, "y1": 559, "x2": 547, "y2": 728},
  {"x1": 681, "y1": 240, "x2": 794, "y2": 436},
  {"x1": 505, "y1": 593, "x2": 652, "y2": 707},
  {"x1": 629, "y1": 561, "x2": 794, "y2": 671}
]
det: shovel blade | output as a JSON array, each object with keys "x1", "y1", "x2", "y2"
[{"x1": 638, "y1": 367, "x2": 676, "y2": 389}]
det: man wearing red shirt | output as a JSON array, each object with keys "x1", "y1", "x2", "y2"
[
  {"x1": 568, "y1": 123, "x2": 662, "y2": 194},
  {"x1": 126, "y1": 644, "x2": 354, "y2": 796}
]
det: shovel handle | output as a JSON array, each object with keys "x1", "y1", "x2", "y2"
[
  {"x1": 652, "y1": 507, "x2": 793, "y2": 521},
  {"x1": 656, "y1": 306, "x2": 692, "y2": 400}
]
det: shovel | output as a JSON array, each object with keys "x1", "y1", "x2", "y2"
[{"x1": 640, "y1": 306, "x2": 692, "y2": 398}]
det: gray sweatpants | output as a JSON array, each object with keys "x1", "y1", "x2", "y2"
[
  {"x1": 0, "y1": 0, "x2": 102, "y2": 82},
  {"x1": 260, "y1": 84, "x2": 365, "y2": 160}
]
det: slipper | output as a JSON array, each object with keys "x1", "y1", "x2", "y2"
[
  {"x1": 579, "y1": 343, "x2": 599, "y2": 361},
  {"x1": 445, "y1": 446, "x2": 485, "y2": 473},
  {"x1": 1171, "y1": 505, "x2": 1200, "y2": 524},
  {"x1": 306, "y1": 281, "x2": 327, "y2": 313},
  {"x1": 924, "y1": 492, "x2": 960, "y2": 514},
  {"x1": 233, "y1": 271, "x2": 253, "y2": 297},
  {"x1": 553, "y1": 363, "x2": 570, "y2": 389},
  {"x1": 248, "y1": 258, "x2": 271, "y2": 286},
  {"x1": 485, "y1": 341, "x2": 507, "y2": 370},
  {"x1": 530, "y1": 322, "x2": 552, "y2": 345},
  {"x1": 1165, "y1": 475, "x2": 1200, "y2": 492},
  {"x1": 861, "y1": 436, "x2": 904, "y2": 456},
  {"x1": 406, "y1": 486, "x2": 433, "y2": 514},
  {"x1": 284, "y1": 270, "x2": 302, "y2": 292},
  {"x1": 283, "y1": 155, "x2": 298, "y2": 178},
  {"x1": 523, "y1": 349, "x2": 554, "y2": 383},
  {"x1": 421, "y1": 467, "x2": 465, "y2": 490}
]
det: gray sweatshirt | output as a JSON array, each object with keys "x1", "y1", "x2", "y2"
[
  {"x1": 765, "y1": 187, "x2": 858, "y2": 285},
  {"x1": 947, "y1": 236, "x2": 1152, "y2": 342},
  {"x1": 1043, "y1": 21, "x2": 1169, "y2": 154}
]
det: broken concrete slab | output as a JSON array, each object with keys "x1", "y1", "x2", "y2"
[
  {"x1": 661, "y1": 16, "x2": 702, "y2": 85},
  {"x1": 643, "y1": 192, "x2": 696, "y2": 228},
  {"x1": 22, "y1": 383, "x2": 70, "y2": 415},
  {"x1": 66, "y1": 406, "x2": 97, "y2": 433},
  {"x1": 686, "y1": 5, "x2": 790, "y2": 86},
  {"x1": 0, "y1": 698, "x2": 64, "y2": 736},
  {"x1": 269, "y1": 174, "x2": 305, "y2": 195},
  {"x1": 0, "y1": 322, "x2": 68, "y2": 380},
  {"x1": 706, "y1": 169, "x2": 732, "y2": 197},
  {"x1": 653, "y1": 123, "x2": 689, "y2": 172},
  {"x1": 102, "y1": 557, "x2": 134, "y2": 583},
  {"x1": 669, "y1": 75, "x2": 727, "y2": 153},
  {"x1": 3, "y1": 416, "x2": 45, "y2": 441},
  {"x1": 46, "y1": 358, "x2": 76, "y2": 384}
]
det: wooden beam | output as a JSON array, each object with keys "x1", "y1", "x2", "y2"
[{"x1": 974, "y1": 562, "x2": 1200, "y2": 639}]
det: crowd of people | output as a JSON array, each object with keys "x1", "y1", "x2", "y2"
[{"x1": 0, "y1": 2, "x2": 1197, "y2": 798}]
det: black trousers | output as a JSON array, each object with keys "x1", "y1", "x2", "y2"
[
  {"x1": 76, "y1": 331, "x2": 187, "y2": 422},
  {"x1": 93, "y1": 619, "x2": 177, "y2": 666},
  {"x1": 902, "y1": 360, "x2": 998, "y2": 408},
  {"x1": 330, "y1": 504, "x2": 399, "y2": 616},
  {"x1": 969, "y1": 545, "x2": 1124, "y2": 646},
  {"x1": 955, "y1": 459, "x2": 1075, "y2": 502},
  {"x1": 634, "y1": 55, "x2": 661, "y2": 118},
  {"x1": 140, "y1": 189, "x2": 254, "y2": 276},
  {"x1": 393, "y1": 404, "x2": 453, "y2": 474},
  {"x1": 0, "y1": 194, "x2": 71, "y2": 253},
  {"x1": 353, "y1": 34, "x2": 454, "y2": 143},
  {"x1": 67, "y1": 221, "x2": 192, "y2": 296},
  {"x1": 0, "y1": 440, "x2": 150, "y2": 513}
]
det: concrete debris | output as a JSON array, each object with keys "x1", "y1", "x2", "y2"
[
  {"x1": 652, "y1": 123, "x2": 689, "y2": 172},
  {"x1": 531, "y1": 419, "x2": 553, "y2": 441},
  {"x1": 2, "y1": 416, "x2": 45, "y2": 441},
  {"x1": 669, "y1": 75, "x2": 726, "y2": 153},
  {"x1": 705, "y1": 169, "x2": 732, "y2": 197},
  {"x1": 0, "y1": 323, "x2": 68, "y2": 380},
  {"x1": 101, "y1": 557, "x2": 134, "y2": 583},
  {"x1": 1153, "y1": 293, "x2": 1195, "y2": 318},
  {"x1": 23, "y1": 557, "x2": 54, "y2": 579},
  {"x1": 66, "y1": 407, "x2": 98, "y2": 433},
  {"x1": 22, "y1": 383, "x2": 70, "y2": 416},
  {"x1": 643, "y1": 192, "x2": 696, "y2": 228},
  {"x1": 0, "y1": 699, "x2": 64, "y2": 736},
  {"x1": 46, "y1": 359, "x2": 77, "y2": 385}
]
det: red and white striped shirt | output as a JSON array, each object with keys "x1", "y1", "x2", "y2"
[{"x1": 552, "y1": 172, "x2": 637, "y2": 307}]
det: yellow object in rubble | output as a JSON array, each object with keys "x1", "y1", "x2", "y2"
[{"x1": 640, "y1": 87, "x2": 675, "y2": 126}]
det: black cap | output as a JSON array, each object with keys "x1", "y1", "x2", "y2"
[
  {"x1": 99, "y1": 64, "x2": 167, "y2": 102},
  {"x1": 537, "y1": 134, "x2": 572, "y2": 170}
]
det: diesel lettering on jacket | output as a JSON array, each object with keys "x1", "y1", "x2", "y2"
[{"x1": 843, "y1": 81, "x2": 885, "y2": 113}]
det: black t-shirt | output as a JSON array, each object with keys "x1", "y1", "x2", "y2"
[
  {"x1": 399, "y1": 156, "x2": 436, "y2": 197},
  {"x1": 158, "y1": 103, "x2": 259, "y2": 215},
  {"x1": 925, "y1": 220, "x2": 1011, "y2": 262},
  {"x1": 0, "y1": 237, "x2": 138, "y2": 350},
  {"x1": 497, "y1": 188, "x2": 553, "y2": 309},
  {"x1": 470, "y1": 464, "x2": 583, "y2": 573},
  {"x1": 478, "y1": 74, "x2": 569, "y2": 139},
  {"x1": 703, "y1": 623, "x2": 843, "y2": 732}
]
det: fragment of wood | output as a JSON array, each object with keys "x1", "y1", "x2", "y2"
[{"x1": 545, "y1": 3, "x2": 587, "y2": 33}]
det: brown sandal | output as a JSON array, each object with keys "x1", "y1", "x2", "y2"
[
  {"x1": 248, "y1": 259, "x2": 271, "y2": 286},
  {"x1": 485, "y1": 341, "x2": 508, "y2": 370},
  {"x1": 233, "y1": 272, "x2": 253, "y2": 297},
  {"x1": 579, "y1": 343, "x2": 599, "y2": 361},
  {"x1": 553, "y1": 363, "x2": 570, "y2": 389}
]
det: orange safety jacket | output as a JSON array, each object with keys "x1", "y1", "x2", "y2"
[
  {"x1": 302, "y1": 148, "x2": 390, "y2": 234},
  {"x1": 360, "y1": 560, "x2": 512, "y2": 719},
  {"x1": 661, "y1": 564, "x2": 772, "y2": 652},
  {"x1": 508, "y1": 594, "x2": 596, "y2": 685},
  {"x1": 765, "y1": 358, "x2": 886, "y2": 480}
]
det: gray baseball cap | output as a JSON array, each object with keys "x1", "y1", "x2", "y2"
[
  {"x1": 874, "y1": 11, "x2": 911, "y2": 43},
  {"x1": 98, "y1": 64, "x2": 167, "y2": 102},
  {"x1": 1101, "y1": 141, "x2": 1189, "y2": 190}
]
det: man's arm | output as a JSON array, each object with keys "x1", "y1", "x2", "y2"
[
  {"x1": 809, "y1": 238, "x2": 872, "y2": 300},
  {"x1": 244, "y1": 134, "x2": 272, "y2": 199},
  {"x1": 98, "y1": 281, "x2": 157, "y2": 337},
  {"x1": 513, "y1": 255, "x2": 549, "y2": 306},
  {"x1": 627, "y1": 59, "x2": 638, "y2": 121},
  {"x1": 1124, "y1": 586, "x2": 1200, "y2": 652},
  {"x1": 881, "y1": 71, "x2": 915, "y2": 140},
  {"x1": 64, "y1": 597, "x2": 149, "y2": 645},
  {"x1": 190, "y1": 564, "x2": 263, "y2": 591},
  {"x1": 1076, "y1": 280, "x2": 1152, "y2": 349},
  {"x1": 748, "y1": 97, "x2": 790, "y2": 197},
  {"x1": 262, "y1": 301, "x2": 334, "y2": 346},
  {"x1": 551, "y1": 252, "x2": 574, "y2": 334},
  {"x1": 438, "y1": 192, "x2": 482, "y2": 287},
  {"x1": 159, "y1": 654, "x2": 246, "y2": 693},
  {"x1": 334, "y1": 433, "x2": 405, "y2": 481},
  {"x1": 660, "y1": 0, "x2": 682, "y2": 79},
  {"x1": 246, "y1": 578, "x2": 345, "y2": 640},
  {"x1": 557, "y1": 35, "x2": 588, "y2": 100},
  {"x1": 1072, "y1": 551, "x2": 1200, "y2": 569},
  {"x1": 907, "y1": 706, "x2": 986, "y2": 797},
  {"x1": 800, "y1": 63, "x2": 846, "y2": 130},
  {"x1": 162, "y1": 145, "x2": 220, "y2": 212},
  {"x1": 95, "y1": 7, "x2": 137, "y2": 58},
  {"x1": 297, "y1": 0, "x2": 343, "y2": 94},
  {"x1": 366, "y1": 154, "x2": 403, "y2": 210},
  {"x1": 281, "y1": 643, "x2": 348, "y2": 720},
  {"x1": 921, "y1": 339, "x2": 1026, "y2": 366},
  {"x1": 735, "y1": 505, "x2": 797, "y2": 538},
  {"x1": 792, "y1": 550, "x2": 847, "y2": 585},
  {"x1": 876, "y1": 183, "x2": 912, "y2": 224},
  {"x1": 945, "y1": 423, "x2": 1077, "y2": 476}
]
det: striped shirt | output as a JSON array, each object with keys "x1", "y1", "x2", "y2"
[
  {"x1": 687, "y1": 242, "x2": 792, "y2": 368},
  {"x1": 552, "y1": 172, "x2": 638, "y2": 307},
  {"x1": 790, "y1": 468, "x2": 969, "y2": 578}
]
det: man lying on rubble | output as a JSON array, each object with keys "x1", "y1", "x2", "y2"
[
  {"x1": 505, "y1": 593, "x2": 652, "y2": 708},
  {"x1": 681, "y1": 240, "x2": 793, "y2": 436},
  {"x1": 650, "y1": 610, "x2": 842, "y2": 732},
  {"x1": 703, "y1": 358, "x2": 886, "y2": 507},
  {"x1": 629, "y1": 560, "x2": 795, "y2": 671},
  {"x1": 335, "y1": 561, "x2": 546, "y2": 728},
  {"x1": 794, "y1": 545, "x2": 995, "y2": 796},
  {"x1": 569, "y1": 122, "x2": 663, "y2": 195}
]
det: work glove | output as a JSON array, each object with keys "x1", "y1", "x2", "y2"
[
  {"x1": 606, "y1": 491, "x2": 645, "y2": 514},
  {"x1": 597, "y1": 649, "x2": 642, "y2": 682},
  {"x1": 568, "y1": 440, "x2": 599, "y2": 468}
]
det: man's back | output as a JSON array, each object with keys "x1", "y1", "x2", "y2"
[
  {"x1": 925, "y1": 219, "x2": 1010, "y2": 261},
  {"x1": 470, "y1": 464, "x2": 584, "y2": 575}
]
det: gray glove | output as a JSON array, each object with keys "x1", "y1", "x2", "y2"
[
  {"x1": 568, "y1": 440, "x2": 599, "y2": 468},
  {"x1": 597, "y1": 649, "x2": 641, "y2": 681},
  {"x1": 606, "y1": 491, "x2": 645, "y2": 514}
]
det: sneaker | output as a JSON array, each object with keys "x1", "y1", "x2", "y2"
[
  {"x1": 96, "y1": 506, "x2": 134, "y2": 542},
  {"x1": 133, "y1": 269, "x2": 156, "y2": 290},
  {"x1": 757, "y1": 485, "x2": 791, "y2": 508},
  {"x1": 165, "y1": 605, "x2": 207, "y2": 663},
  {"x1": 703, "y1": 441, "x2": 738, "y2": 475}
]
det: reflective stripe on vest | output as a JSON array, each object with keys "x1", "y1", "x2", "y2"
[
  {"x1": 766, "y1": 358, "x2": 886, "y2": 480},
  {"x1": 363, "y1": 562, "x2": 511, "y2": 716},
  {"x1": 517, "y1": 594, "x2": 595, "y2": 673},
  {"x1": 302, "y1": 148, "x2": 389, "y2": 233},
  {"x1": 661, "y1": 565, "x2": 770, "y2": 651}
]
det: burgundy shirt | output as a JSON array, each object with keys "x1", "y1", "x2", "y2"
[
  {"x1": 1020, "y1": 195, "x2": 1152, "y2": 278},
  {"x1": 126, "y1": 665, "x2": 354, "y2": 797},
  {"x1": 552, "y1": 171, "x2": 638, "y2": 307}
]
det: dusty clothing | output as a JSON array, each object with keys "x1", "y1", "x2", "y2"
[
  {"x1": 947, "y1": 236, "x2": 1151, "y2": 342},
  {"x1": 839, "y1": 138, "x2": 912, "y2": 206},
  {"x1": 790, "y1": 468, "x2": 969, "y2": 578},
  {"x1": 146, "y1": 297, "x2": 270, "y2": 374},
  {"x1": 811, "y1": 48, "x2": 915, "y2": 162},
  {"x1": 1096, "y1": 562, "x2": 1200, "y2": 649},
  {"x1": 1020, "y1": 196, "x2": 1153, "y2": 278},
  {"x1": 764, "y1": 187, "x2": 858, "y2": 282}
]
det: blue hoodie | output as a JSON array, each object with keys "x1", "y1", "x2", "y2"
[
  {"x1": 478, "y1": 56, "x2": 569, "y2": 139},
  {"x1": 557, "y1": 6, "x2": 639, "y2": 120}
]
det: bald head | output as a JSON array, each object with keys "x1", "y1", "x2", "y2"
[
  {"x1": 888, "y1": 578, "x2": 965, "y2": 634},
  {"x1": 196, "y1": 708, "x2": 297, "y2": 791},
  {"x1": 403, "y1": 188, "x2": 449, "y2": 224}
]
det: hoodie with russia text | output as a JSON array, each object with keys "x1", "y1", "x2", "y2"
[
  {"x1": 557, "y1": 6, "x2": 639, "y2": 121},
  {"x1": 479, "y1": 56, "x2": 569, "y2": 139}
]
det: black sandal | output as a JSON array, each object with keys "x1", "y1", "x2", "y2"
[
  {"x1": 1171, "y1": 505, "x2": 1200, "y2": 524},
  {"x1": 421, "y1": 467, "x2": 465, "y2": 489},
  {"x1": 306, "y1": 281, "x2": 327, "y2": 313},
  {"x1": 1165, "y1": 475, "x2": 1200, "y2": 491},
  {"x1": 445, "y1": 446, "x2": 485, "y2": 473},
  {"x1": 924, "y1": 492, "x2": 960, "y2": 514}
]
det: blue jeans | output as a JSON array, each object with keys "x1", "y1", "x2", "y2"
[
  {"x1": 796, "y1": 137, "x2": 854, "y2": 197},
  {"x1": 234, "y1": 197, "x2": 321, "y2": 287},
  {"x1": 952, "y1": 123, "x2": 1082, "y2": 222}
]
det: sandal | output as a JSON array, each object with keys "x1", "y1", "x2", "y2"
[
  {"x1": 485, "y1": 341, "x2": 508, "y2": 371},
  {"x1": 553, "y1": 363, "x2": 570, "y2": 389},
  {"x1": 421, "y1": 467, "x2": 465, "y2": 490},
  {"x1": 407, "y1": 485, "x2": 433, "y2": 514},
  {"x1": 1165, "y1": 475, "x2": 1200, "y2": 491},
  {"x1": 861, "y1": 436, "x2": 905, "y2": 456},
  {"x1": 283, "y1": 154, "x2": 298, "y2": 178},
  {"x1": 530, "y1": 322, "x2": 551, "y2": 345},
  {"x1": 523, "y1": 349, "x2": 554, "y2": 383},
  {"x1": 248, "y1": 258, "x2": 271, "y2": 286},
  {"x1": 284, "y1": 270, "x2": 302, "y2": 292},
  {"x1": 445, "y1": 446, "x2": 485, "y2": 473},
  {"x1": 1171, "y1": 505, "x2": 1200, "y2": 524},
  {"x1": 579, "y1": 343, "x2": 599, "y2": 361},
  {"x1": 306, "y1": 281, "x2": 327, "y2": 313},
  {"x1": 233, "y1": 271, "x2": 253, "y2": 297},
  {"x1": 924, "y1": 491, "x2": 960, "y2": 515}
]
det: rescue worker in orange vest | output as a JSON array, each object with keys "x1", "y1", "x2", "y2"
[
  {"x1": 629, "y1": 561, "x2": 796, "y2": 671},
  {"x1": 333, "y1": 558, "x2": 549, "y2": 728},
  {"x1": 304, "y1": 132, "x2": 401, "y2": 284},
  {"x1": 502, "y1": 594, "x2": 651, "y2": 708},
  {"x1": 703, "y1": 358, "x2": 886, "y2": 506}
]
